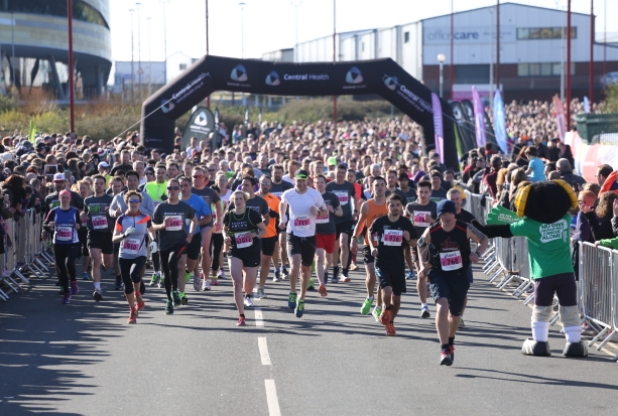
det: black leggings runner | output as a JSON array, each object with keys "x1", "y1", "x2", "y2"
[
  {"x1": 160, "y1": 244, "x2": 187, "y2": 300},
  {"x1": 119, "y1": 256, "x2": 147, "y2": 295},
  {"x1": 54, "y1": 243, "x2": 79, "y2": 293},
  {"x1": 210, "y1": 233, "x2": 224, "y2": 272}
]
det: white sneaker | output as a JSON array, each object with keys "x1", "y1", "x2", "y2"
[
  {"x1": 420, "y1": 304, "x2": 430, "y2": 318},
  {"x1": 244, "y1": 296, "x2": 254, "y2": 307},
  {"x1": 201, "y1": 278, "x2": 211, "y2": 291},
  {"x1": 217, "y1": 269, "x2": 225, "y2": 279},
  {"x1": 256, "y1": 287, "x2": 266, "y2": 299},
  {"x1": 193, "y1": 274, "x2": 201, "y2": 291}
]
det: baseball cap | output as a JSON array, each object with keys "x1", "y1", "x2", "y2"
[
  {"x1": 294, "y1": 169, "x2": 309, "y2": 180},
  {"x1": 53, "y1": 173, "x2": 66, "y2": 182},
  {"x1": 98, "y1": 161, "x2": 110, "y2": 169},
  {"x1": 436, "y1": 200, "x2": 457, "y2": 217},
  {"x1": 327, "y1": 156, "x2": 337, "y2": 166}
]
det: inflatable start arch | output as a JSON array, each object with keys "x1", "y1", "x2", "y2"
[{"x1": 141, "y1": 55, "x2": 458, "y2": 169}]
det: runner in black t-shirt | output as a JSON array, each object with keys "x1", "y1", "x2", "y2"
[{"x1": 369, "y1": 194, "x2": 417, "y2": 336}]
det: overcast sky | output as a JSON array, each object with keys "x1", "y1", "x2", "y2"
[{"x1": 109, "y1": 0, "x2": 618, "y2": 63}]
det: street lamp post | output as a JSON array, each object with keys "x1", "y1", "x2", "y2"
[
  {"x1": 67, "y1": 0, "x2": 75, "y2": 131},
  {"x1": 136, "y1": 2, "x2": 142, "y2": 103},
  {"x1": 437, "y1": 54, "x2": 445, "y2": 98},
  {"x1": 159, "y1": 0, "x2": 169, "y2": 85},
  {"x1": 147, "y1": 16, "x2": 152, "y2": 97},
  {"x1": 291, "y1": 0, "x2": 302, "y2": 62},
  {"x1": 129, "y1": 8, "x2": 134, "y2": 102},
  {"x1": 239, "y1": 2, "x2": 246, "y2": 107}
]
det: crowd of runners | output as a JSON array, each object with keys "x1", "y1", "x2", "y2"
[{"x1": 0, "y1": 98, "x2": 615, "y2": 366}]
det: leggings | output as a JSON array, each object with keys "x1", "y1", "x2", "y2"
[
  {"x1": 54, "y1": 243, "x2": 79, "y2": 293},
  {"x1": 210, "y1": 233, "x2": 224, "y2": 272},
  {"x1": 150, "y1": 236, "x2": 160, "y2": 272},
  {"x1": 160, "y1": 244, "x2": 186, "y2": 300},
  {"x1": 119, "y1": 256, "x2": 147, "y2": 295}
]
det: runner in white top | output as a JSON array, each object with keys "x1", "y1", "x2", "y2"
[{"x1": 278, "y1": 169, "x2": 327, "y2": 318}]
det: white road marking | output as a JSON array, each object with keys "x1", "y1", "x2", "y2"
[
  {"x1": 264, "y1": 379, "x2": 281, "y2": 416},
  {"x1": 255, "y1": 307, "x2": 264, "y2": 327},
  {"x1": 258, "y1": 337, "x2": 272, "y2": 365}
]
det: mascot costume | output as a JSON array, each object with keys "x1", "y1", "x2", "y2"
[{"x1": 474, "y1": 180, "x2": 587, "y2": 358}]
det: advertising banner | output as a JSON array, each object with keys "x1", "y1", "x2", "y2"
[
  {"x1": 493, "y1": 90, "x2": 508, "y2": 154},
  {"x1": 181, "y1": 106, "x2": 215, "y2": 150},
  {"x1": 431, "y1": 93, "x2": 444, "y2": 163},
  {"x1": 553, "y1": 96, "x2": 566, "y2": 141},
  {"x1": 472, "y1": 86, "x2": 486, "y2": 148}
]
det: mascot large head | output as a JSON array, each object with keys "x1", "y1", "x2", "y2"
[{"x1": 514, "y1": 179, "x2": 577, "y2": 224}]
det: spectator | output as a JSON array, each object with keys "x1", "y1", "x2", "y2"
[
  {"x1": 556, "y1": 158, "x2": 585, "y2": 190},
  {"x1": 524, "y1": 147, "x2": 544, "y2": 183}
]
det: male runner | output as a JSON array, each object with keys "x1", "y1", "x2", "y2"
[
  {"x1": 256, "y1": 176, "x2": 280, "y2": 299},
  {"x1": 144, "y1": 163, "x2": 168, "y2": 286},
  {"x1": 270, "y1": 164, "x2": 293, "y2": 281}
]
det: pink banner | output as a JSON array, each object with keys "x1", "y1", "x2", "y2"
[
  {"x1": 431, "y1": 93, "x2": 444, "y2": 164},
  {"x1": 553, "y1": 96, "x2": 566, "y2": 141},
  {"x1": 472, "y1": 86, "x2": 486, "y2": 148}
]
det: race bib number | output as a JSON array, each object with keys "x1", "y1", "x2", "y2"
[
  {"x1": 235, "y1": 232, "x2": 253, "y2": 249},
  {"x1": 315, "y1": 210, "x2": 330, "y2": 224},
  {"x1": 382, "y1": 229, "x2": 403, "y2": 246},
  {"x1": 333, "y1": 191, "x2": 349, "y2": 206},
  {"x1": 165, "y1": 215, "x2": 183, "y2": 231},
  {"x1": 92, "y1": 215, "x2": 108, "y2": 230},
  {"x1": 122, "y1": 238, "x2": 141, "y2": 255},
  {"x1": 439, "y1": 250, "x2": 463, "y2": 271},
  {"x1": 294, "y1": 216, "x2": 311, "y2": 230},
  {"x1": 413, "y1": 211, "x2": 431, "y2": 228},
  {"x1": 56, "y1": 226, "x2": 72, "y2": 242}
]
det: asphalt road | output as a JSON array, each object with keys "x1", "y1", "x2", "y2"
[{"x1": 1, "y1": 261, "x2": 617, "y2": 416}]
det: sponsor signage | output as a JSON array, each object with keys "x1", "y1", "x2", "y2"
[{"x1": 424, "y1": 26, "x2": 516, "y2": 44}]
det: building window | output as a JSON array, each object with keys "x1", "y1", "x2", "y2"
[
  {"x1": 0, "y1": 0, "x2": 109, "y2": 29},
  {"x1": 404, "y1": 32, "x2": 410, "y2": 43},
  {"x1": 179, "y1": 63, "x2": 187, "y2": 70},
  {"x1": 518, "y1": 62, "x2": 576, "y2": 77},
  {"x1": 517, "y1": 27, "x2": 577, "y2": 40}
]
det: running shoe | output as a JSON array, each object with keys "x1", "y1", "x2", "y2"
[
  {"x1": 158, "y1": 277, "x2": 165, "y2": 289},
  {"x1": 440, "y1": 348, "x2": 453, "y2": 366},
  {"x1": 360, "y1": 297, "x2": 374, "y2": 315},
  {"x1": 81, "y1": 271, "x2": 90, "y2": 281},
  {"x1": 281, "y1": 266, "x2": 289, "y2": 278},
  {"x1": 295, "y1": 299, "x2": 305, "y2": 318},
  {"x1": 193, "y1": 274, "x2": 201, "y2": 291},
  {"x1": 149, "y1": 272, "x2": 161, "y2": 286},
  {"x1": 459, "y1": 318, "x2": 466, "y2": 328},
  {"x1": 201, "y1": 278, "x2": 211, "y2": 291},
  {"x1": 128, "y1": 307, "x2": 137, "y2": 324},
  {"x1": 61, "y1": 293, "x2": 71, "y2": 304},
  {"x1": 273, "y1": 269, "x2": 281, "y2": 282},
  {"x1": 165, "y1": 300, "x2": 174, "y2": 315},
  {"x1": 385, "y1": 323, "x2": 396, "y2": 336},
  {"x1": 256, "y1": 287, "x2": 266, "y2": 299},
  {"x1": 211, "y1": 277, "x2": 219, "y2": 286},
  {"x1": 318, "y1": 283, "x2": 328, "y2": 297},
  {"x1": 341, "y1": 273, "x2": 351, "y2": 283},
  {"x1": 70, "y1": 281, "x2": 79, "y2": 296},
  {"x1": 288, "y1": 292, "x2": 297, "y2": 310},
  {"x1": 421, "y1": 304, "x2": 430, "y2": 319},
  {"x1": 136, "y1": 294, "x2": 145, "y2": 310},
  {"x1": 324, "y1": 271, "x2": 330, "y2": 282},
  {"x1": 244, "y1": 296, "x2": 254, "y2": 308},
  {"x1": 114, "y1": 276, "x2": 123, "y2": 291},
  {"x1": 372, "y1": 306, "x2": 382, "y2": 323},
  {"x1": 93, "y1": 288, "x2": 103, "y2": 302},
  {"x1": 307, "y1": 277, "x2": 315, "y2": 291},
  {"x1": 237, "y1": 316, "x2": 246, "y2": 326},
  {"x1": 184, "y1": 271, "x2": 192, "y2": 283},
  {"x1": 349, "y1": 263, "x2": 359, "y2": 271},
  {"x1": 379, "y1": 309, "x2": 391, "y2": 326},
  {"x1": 448, "y1": 345, "x2": 455, "y2": 363},
  {"x1": 172, "y1": 290, "x2": 181, "y2": 306},
  {"x1": 217, "y1": 269, "x2": 225, "y2": 279},
  {"x1": 331, "y1": 274, "x2": 339, "y2": 284},
  {"x1": 406, "y1": 271, "x2": 416, "y2": 280},
  {"x1": 181, "y1": 293, "x2": 188, "y2": 305}
]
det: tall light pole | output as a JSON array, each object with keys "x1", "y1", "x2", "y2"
[
  {"x1": 67, "y1": 0, "x2": 75, "y2": 131},
  {"x1": 129, "y1": 8, "x2": 135, "y2": 102},
  {"x1": 496, "y1": 0, "x2": 500, "y2": 91},
  {"x1": 489, "y1": 6, "x2": 495, "y2": 106},
  {"x1": 147, "y1": 16, "x2": 152, "y2": 97},
  {"x1": 239, "y1": 2, "x2": 246, "y2": 59},
  {"x1": 589, "y1": 0, "x2": 594, "y2": 105},
  {"x1": 437, "y1": 54, "x2": 445, "y2": 98},
  {"x1": 206, "y1": 0, "x2": 210, "y2": 107},
  {"x1": 567, "y1": 0, "x2": 572, "y2": 124},
  {"x1": 160, "y1": 0, "x2": 169, "y2": 85},
  {"x1": 449, "y1": 0, "x2": 454, "y2": 100},
  {"x1": 291, "y1": 0, "x2": 302, "y2": 62},
  {"x1": 10, "y1": 11, "x2": 15, "y2": 94},
  {"x1": 333, "y1": 0, "x2": 337, "y2": 123},
  {"x1": 136, "y1": 2, "x2": 142, "y2": 103}
]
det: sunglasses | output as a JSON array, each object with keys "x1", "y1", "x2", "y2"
[
  {"x1": 208, "y1": 169, "x2": 216, "y2": 172},
  {"x1": 193, "y1": 175, "x2": 204, "y2": 178},
  {"x1": 167, "y1": 186, "x2": 180, "y2": 191},
  {"x1": 128, "y1": 199, "x2": 141, "y2": 203},
  {"x1": 145, "y1": 172, "x2": 154, "y2": 176}
]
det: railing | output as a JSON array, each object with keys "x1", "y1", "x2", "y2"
[
  {"x1": 471, "y1": 191, "x2": 617, "y2": 355},
  {"x1": 0, "y1": 209, "x2": 52, "y2": 300}
]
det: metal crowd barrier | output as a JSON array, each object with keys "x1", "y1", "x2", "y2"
[{"x1": 0, "y1": 209, "x2": 51, "y2": 300}]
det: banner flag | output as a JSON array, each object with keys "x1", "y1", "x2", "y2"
[
  {"x1": 431, "y1": 93, "x2": 444, "y2": 163},
  {"x1": 493, "y1": 90, "x2": 508, "y2": 154},
  {"x1": 552, "y1": 96, "x2": 566, "y2": 141},
  {"x1": 472, "y1": 86, "x2": 486, "y2": 148}
]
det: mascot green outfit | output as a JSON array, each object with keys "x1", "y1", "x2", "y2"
[{"x1": 474, "y1": 180, "x2": 587, "y2": 358}]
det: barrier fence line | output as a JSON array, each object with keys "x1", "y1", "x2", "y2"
[{"x1": 0, "y1": 208, "x2": 51, "y2": 300}]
